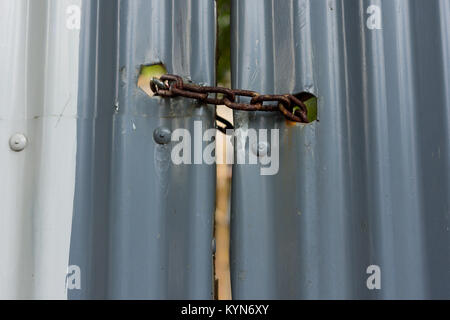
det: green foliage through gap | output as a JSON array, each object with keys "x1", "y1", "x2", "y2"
[{"x1": 217, "y1": 0, "x2": 231, "y2": 86}]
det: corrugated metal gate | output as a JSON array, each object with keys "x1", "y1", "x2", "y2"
[
  {"x1": 0, "y1": 0, "x2": 449, "y2": 299},
  {"x1": 68, "y1": 0, "x2": 216, "y2": 299},
  {"x1": 230, "y1": 0, "x2": 450, "y2": 299}
]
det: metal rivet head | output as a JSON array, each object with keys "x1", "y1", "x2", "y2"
[
  {"x1": 153, "y1": 127, "x2": 172, "y2": 145},
  {"x1": 9, "y1": 133, "x2": 27, "y2": 152},
  {"x1": 251, "y1": 141, "x2": 269, "y2": 157}
]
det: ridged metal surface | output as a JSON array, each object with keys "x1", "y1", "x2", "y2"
[
  {"x1": 68, "y1": 0, "x2": 216, "y2": 299},
  {"x1": 2, "y1": 0, "x2": 449, "y2": 301},
  {"x1": 230, "y1": 0, "x2": 450, "y2": 299},
  {"x1": 0, "y1": 0, "x2": 216, "y2": 300},
  {"x1": 0, "y1": 0, "x2": 81, "y2": 299}
]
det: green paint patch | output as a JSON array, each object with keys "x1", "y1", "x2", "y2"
[{"x1": 138, "y1": 63, "x2": 167, "y2": 96}]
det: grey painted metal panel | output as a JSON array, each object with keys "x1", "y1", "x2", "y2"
[
  {"x1": 230, "y1": 0, "x2": 450, "y2": 299},
  {"x1": 68, "y1": 0, "x2": 216, "y2": 299}
]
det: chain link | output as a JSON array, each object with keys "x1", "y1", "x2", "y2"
[{"x1": 150, "y1": 74, "x2": 310, "y2": 124}]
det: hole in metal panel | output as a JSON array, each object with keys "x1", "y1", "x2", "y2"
[
  {"x1": 137, "y1": 63, "x2": 167, "y2": 97},
  {"x1": 293, "y1": 92, "x2": 318, "y2": 123}
]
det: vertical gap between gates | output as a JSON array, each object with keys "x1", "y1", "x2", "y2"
[{"x1": 214, "y1": 0, "x2": 232, "y2": 300}]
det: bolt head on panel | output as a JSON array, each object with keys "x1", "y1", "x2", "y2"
[
  {"x1": 251, "y1": 141, "x2": 269, "y2": 157},
  {"x1": 153, "y1": 127, "x2": 172, "y2": 145},
  {"x1": 9, "y1": 133, "x2": 27, "y2": 152}
]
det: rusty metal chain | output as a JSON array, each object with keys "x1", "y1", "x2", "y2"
[{"x1": 150, "y1": 74, "x2": 310, "y2": 126}]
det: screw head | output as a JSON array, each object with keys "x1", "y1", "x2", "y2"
[
  {"x1": 9, "y1": 133, "x2": 27, "y2": 152},
  {"x1": 153, "y1": 127, "x2": 172, "y2": 145},
  {"x1": 251, "y1": 141, "x2": 269, "y2": 157}
]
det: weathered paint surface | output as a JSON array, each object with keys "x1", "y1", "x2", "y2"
[{"x1": 230, "y1": 0, "x2": 450, "y2": 299}]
